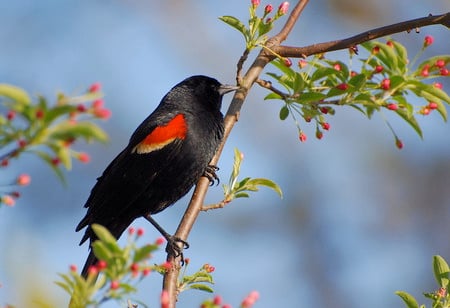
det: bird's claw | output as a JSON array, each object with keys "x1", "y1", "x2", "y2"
[
  {"x1": 165, "y1": 235, "x2": 189, "y2": 265},
  {"x1": 204, "y1": 165, "x2": 219, "y2": 186}
]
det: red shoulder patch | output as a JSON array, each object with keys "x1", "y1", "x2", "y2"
[{"x1": 133, "y1": 114, "x2": 187, "y2": 154}]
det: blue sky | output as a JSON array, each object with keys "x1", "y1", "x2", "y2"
[{"x1": 1, "y1": 1, "x2": 450, "y2": 307}]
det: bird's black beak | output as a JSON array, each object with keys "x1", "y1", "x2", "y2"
[{"x1": 218, "y1": 84, "x2": 240, "y2": 96}]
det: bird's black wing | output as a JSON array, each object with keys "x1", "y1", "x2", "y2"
[{"x1": 76, "y1": 111, "x2": 186, "y2": 245}]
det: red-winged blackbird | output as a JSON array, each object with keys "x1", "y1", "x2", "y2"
[{"x1": 76, "y1": 75, "x2": 238, "y2": 277}]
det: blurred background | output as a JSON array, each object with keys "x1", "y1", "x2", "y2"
[{"x1": 1, "y1": 0, "x2": 449, "y2": 307}]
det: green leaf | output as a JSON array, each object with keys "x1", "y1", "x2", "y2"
[
  {"x1": 48, "y1": 121, "x2": 109, "y2": 143},
  {"x1": 270, "y1": 59, "x2": 296, "y2": 79},
  {"x1": 394, "y1": 108, "x2": 423, "y2": 139},
  {"x1": 44, "y1": 104, "x2": 77, "y2": 124},
  {"x1": 219, "y1": 16, "x2": 249, "y2": 41},
  {"x1": 279, "y1": 105, "x2": 289, "y2": 120},
  {"x1": 392, "y1": 40, "x2": 408, "y2": 73},
  {"x1": 348, "y1": 73, "x2": 367, "y2": 92},
  {"x1": 188, "y1": 283, "x2": 214, "y2": 293},
  {"x1": 92, "y1": 224, "x2": 117, "y2": 246},
  {"x1": 91, "y1": 241, "x2": 113, "y2": 261},
  {"x1": 297, "y1": 92, "x2": 327, "y2": 104},
  {"x1": 395, "y1": 291, "x2": 420, "y2": 308},
  {"x1": 433, "y1": 255, "x2": 450, "y2": 288},
  {"x1": 234, "y1": 192, "x2": 250, "y2": 199},
  {"x1": 264, "y1": 92, "x2": 283, "y2": 100},
  {"x1": 0, "y1": 83, "x2": 31, "y2": 105},
  {"x1": 133, "y1": 244, "x2": 158, "y2": 263},
  {"x1": 245, "y1": 178, "x2": 283, "y2": 198}
]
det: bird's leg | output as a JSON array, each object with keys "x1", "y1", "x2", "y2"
[
  {"x1": 203, "y1": 165, "x2": 219, "y2": 186},
  {"x1": 144, "y1": 213, "x2": 189, "y2": 263}
]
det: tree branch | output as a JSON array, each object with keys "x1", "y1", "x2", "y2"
[
  {"x1": 161, "y1": 3, "x2": 450, "y2": 307},
  {"x1": 275, "y1": 12, "x2": 450, "y2": 58}
]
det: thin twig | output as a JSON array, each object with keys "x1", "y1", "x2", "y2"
[
  {"x1": 255, "y1": 78, "x2": 290, "y2": 99},
  {"x1": 201, "y1": 200, "x2": 230, "y2": 212},
  {"x1": 275, "y1": 12, "x2": 450, "y2": 58}
]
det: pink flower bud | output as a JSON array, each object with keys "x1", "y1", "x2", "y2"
[
  {"x1": 278, "y1": 1, "x2": 289, "y2": 15},
  {"x1": 251, "y1": 0, "x2": 260, "y2": 8},
  {"x1": 1, "y1": 195, "x2": 15, "y2": 207},
  {"x1": 299, "y1": 131, "x2": 307, "y2": 142},
  {"x1": 16, "y1": 174, "x2": 31, "y2": 186},
  {"x1": 424, "y1": 35, "x2": 434, "y2": 47},
  {"x1": 380, "y1": 78, "x2": 390, "y2": 90},
  {"x1": 78, "y1": 152, "x2": 91, "y2": 163},
  {"x1": 88, "y1": 82, "x2": 102, "y2": 93},
  {"x1": 264, "y1": 4, "x2": 273, "y2": 14},
  {"x1": 161, "y1": 290, "x2": 170, "y2": 308}
]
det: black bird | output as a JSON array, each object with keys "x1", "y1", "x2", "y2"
[{"x1": 76, "y1": 75, "x2": 238, "y2": 277}]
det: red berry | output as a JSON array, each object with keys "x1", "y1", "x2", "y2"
[
  {"x1": 375, "y1": 65, "x2": 384, "y2": 73},
  {"x1": 213, "y1": 295, "x2": 223, "y2": 305},
  {"x1": 16, "y1": 174, "x2": 31, "y2": 186},
  {"x1": 336, "y1": 83, "x2": 349, "y2": 91},
  {"x1": 424, "y1": 35, "x2": 434, "y2": 47},
  {"x1": 6, "y1": 110, "x2": 16, "y2": 121},
  {"x1": 92, "y1": 99, "x2": 104, "y2": 109},
  {"x1": 428, "y1": 102, "x2": 438, "y2": 110},
  {"x1": 130, "y1": 263, "x2": 139, "y2": 272},
  {"x1": 87, "y1": 265, "x2": 98, "y2": 276},
  {"x1": 10, "y1": 191, "x2": 20, "y2": 198},
  {"x1": 78, "y1": 152, "x2": 91, "y2": 163},
  {"x1": 283, "y1": 58, "x2": 292, "y2": 67},
  {"x1": 97, "y1": 260, "x2": 107, "y2": 270},
  {"x1": 321, "y1": 122, "x2": 330, "y2": 130},
  {"x1": 160, "y1": 290, "x2": 170, "y2": 308},
  {"x1": 440, "y1": 68, "x2": 449, "y2": 76},
  {"x1": 320, "y1": 107, "x2": 329, "y2": 114},
  {"x1": 316, "y1": 130, "x2": 323, "y2": 140},
  {"x1": 89, "y1": 82, "x2": 101, "y2": 93},
  {"x1": 298, "y1": 60, "x2": 307, "y2": 68},
  {"x1": 421, "y1": 65, "x2": 430, "y2": 77},
  {"x1": 435, "y1": 59, "x2": 446, "y2": 68},
  {"x1": 137, "y1": 228, "x2": 144, "y2": 236},
  {"x1": 299, "y1": 131, "x2": 307, "y2": 142},
  {"x1": 387, "y1": 103, "x2": 398, "y2": 111},
  {"x1": 278, "y1": 1, "x2": 289, "y2": 15},
  {"x1": 434, "y1": 82, "x2": 443, "y2": 89},
  {"x1": 110, "y1": 280, "x2": 120, "y2": 290},
  {"x1": 77, "y1": 104, "x2": 87, "y2": 112},
  {"x1": 155, "y1": 237, "x2": 165, "y2": 245},
  {"x1": 18, "y1": 139, "x2": 27, "y2": 148},
  {"x1": 93, "y1": 108, "x2": 112, "y2": 119},
  {"x1": 142, "y1": 268, "x2": 151, "y2": 276},
  {"x1": 1, "y1": 195, "x2": 15, "y2": 207},
  {"x1": 161, "y1": 261, "x2": 172, "y2": 271},
  {"x1": 421, "y1": 107, "x2": 431, "y2": 115},
  {"x1": 380, "y1": 78, "x2": 390, "y2": 90},
  {"x1": 35, "y1": 109, "x2": 44, "y2": 119}
]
